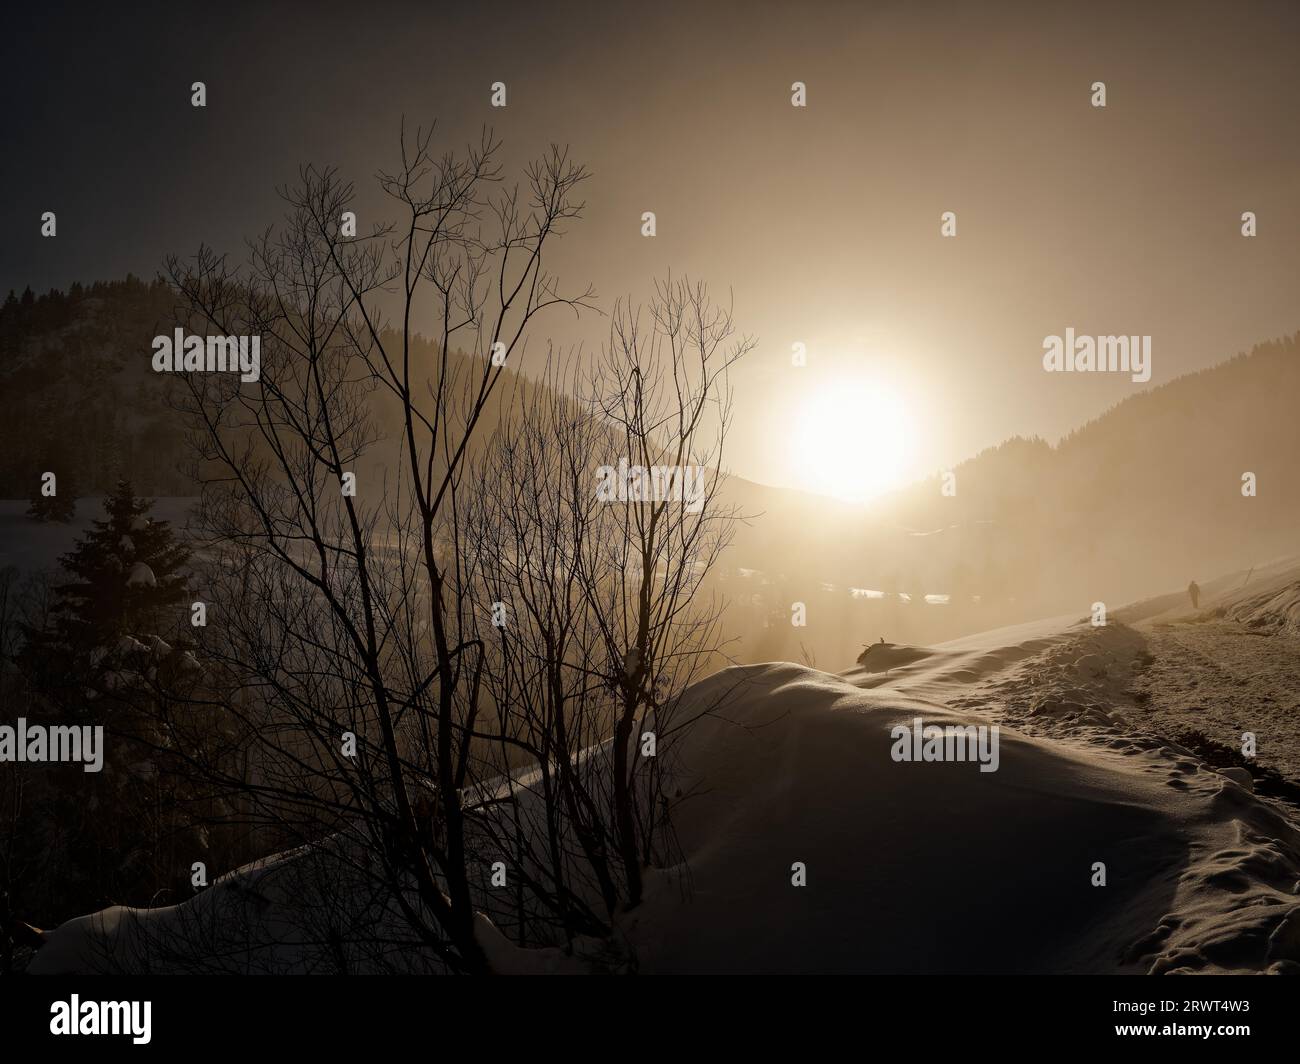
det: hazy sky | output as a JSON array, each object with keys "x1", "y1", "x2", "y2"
[{"x1": 4, "y1": 0, "x2": 1298, "y2": 496}]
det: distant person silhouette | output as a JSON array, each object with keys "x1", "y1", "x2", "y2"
[{"x1": 1188, "y1": 580, "x2": 1200, "y2": 609}]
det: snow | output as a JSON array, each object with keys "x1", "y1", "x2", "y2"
[
  {"x1": 615, "y1": 653, "x2": 1300, "y2": 974},
  {"x1": 26, "y1": 563, "x2": 1300, "y2": 975},
  {"x1": 1116, "y1": 557, "x2": 1300, "y2": 782},
  {"x1": 115, "y1": 636, "x2": 148, "y2": 657},
  {"x1": 126, "y1": 562, "x2": 157, "y2": 587},
  {"x1": 1230, "y1": 579, "x2": 1300, "y2": 637}
]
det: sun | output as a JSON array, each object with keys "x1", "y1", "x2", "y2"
[{"x1": 791, "y1": 380, "x2": 910, "y2": 501}]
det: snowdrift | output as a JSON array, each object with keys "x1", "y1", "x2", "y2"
[
  {"x1": 1229, "y1": 580, "x2": 1300, "y2": 637},
  {"x1": 621, "y1": 655, "x2": 1300, "y2": 974}
]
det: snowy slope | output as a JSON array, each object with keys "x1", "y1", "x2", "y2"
[{"x1": 27, "y1": 576, "x2": 1300, "y2": 975}]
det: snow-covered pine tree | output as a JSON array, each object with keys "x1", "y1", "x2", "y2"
[
  {"x1": 33, "y1": 480, "x2": 190, "y2": 660},
  {"x1": 14, "y1": 483, "x2": 205, "y2": 920}
]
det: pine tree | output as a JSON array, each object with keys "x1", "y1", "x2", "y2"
[
  {"x1": 43, "y1": 479, "x2": 191, "y2": 653},
  {"x1": 25, "y1": 469, "x2": 76, "y2": 523},
  {"x1": 15, "y1": 483, "x2": 204, "y2": 918}
]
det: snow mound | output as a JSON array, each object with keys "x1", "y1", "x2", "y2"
[
  {"x1": 27, "y1": 841, "x2": 453, "y2": 975},
  {"x1": 854, "y1": 641, "x2": 932, "y2": 672},
  {"x1": 115, "y1": 635, "x2": 149, "y2": 657},
  {"x1": 846, "y1": 613, "x2": 1074, "y2": 698},
  {"x1": 126, "y1": 562, "x2": 157, "y2": 587},
  {"x1": 620, "y1": 662, "x2": 1296, "y2": 973}
]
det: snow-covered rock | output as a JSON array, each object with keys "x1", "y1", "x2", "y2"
[
  {"x1": 115, "y1": 635, "x2": 149, "y2": 657},
  {"x1": 1218, "y1": 766, "x2": 1254, "y2": 791},
  {"x1": 126, "y1": 562, "x2": 157, "y2": 587}
]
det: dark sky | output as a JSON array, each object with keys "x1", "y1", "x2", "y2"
[{"x1": 4, "y1": 0, "x2": 1299, "y2": 494}]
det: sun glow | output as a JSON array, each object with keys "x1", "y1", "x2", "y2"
[{"x1": 791, "y1": 380, "x2": 911, "y2": 501}]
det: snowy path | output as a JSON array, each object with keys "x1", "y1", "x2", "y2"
[{"x1": 1134, "y1": 621, "x2": 1300, "y2": 783}]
